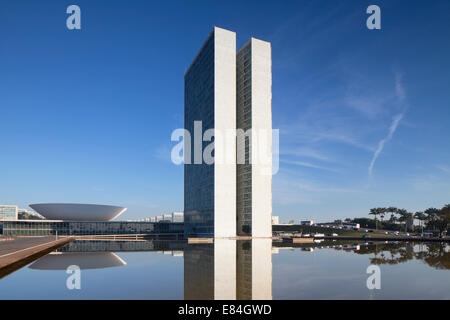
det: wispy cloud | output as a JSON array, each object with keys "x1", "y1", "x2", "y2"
[
  {"x1": 368, "y1": 113, "x2": 404, "y2": 177},
  {"x1": 345, "y1": 95, "x2": 386, "y2": 119},
  {"x1": 280, "y1": 108, "x2": 376, "y2": 154},
  {"x1": 281, "y1": 146, "x2": 330, "y2": 161},
  {"x1": 395, "y1": 72, "x2": 406, "y2": 101},
  {"x1": 436, "y1": 165, "x2": 450, "y2": 174},
  {"x1": 270, "y1": 6, "x2": 411, "y2": 195},
  {"x1": 281, "y1": 159, "x2": 340, "y2": 173},
  {"x1": 367, "y1": 73, "x2": 407, "y2": 178},
  {"x1": 273, "y1": 171, "x2": 359, "y2": 205}
]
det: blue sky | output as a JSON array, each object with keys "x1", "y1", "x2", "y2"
[{"x1": 1, "y1": 0, "x2": 449, "y2": 222}]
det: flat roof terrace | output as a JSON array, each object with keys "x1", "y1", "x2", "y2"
[{"x1": 0, "y1": 236, "x2": 73, "y2": 279}]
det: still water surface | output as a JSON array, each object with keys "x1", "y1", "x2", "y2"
[{"x1": 1, "y1": 240, "x2": 449, "y2": 299}]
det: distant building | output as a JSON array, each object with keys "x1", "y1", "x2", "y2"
[
  {"x1": 342, "y1": 222, "x2": 360, "y2": 229},
  {"x1": 172, "y1": 212, "x2": 184, "y2": 223},
  {"x1": 0, "y1": 205, "x2": 18, "y2": 221},
  {"x1": 147, "y1": 212, "x2": 183, "y2": 223},
  {"x1": 300, "y1": 220, "x2": 314, "y2": 226},
  {"x1": 2, "y1": 220, "x2": 184, "y2": 236},
  {"x1": 271, "y1": 216, "x2": 279, "y2": 225},
  {"x1": 1, "y1": 203, "x2": 187, "y2": 237}
]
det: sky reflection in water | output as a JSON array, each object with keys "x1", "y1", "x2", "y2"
[{"x1": 0, "y1": 240, "x2": 449, "y2": 300}]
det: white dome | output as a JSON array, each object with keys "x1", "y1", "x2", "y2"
[{"x1": 29, "y1": 203, "x2": 127, "y2": 221}]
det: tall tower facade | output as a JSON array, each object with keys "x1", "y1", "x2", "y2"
[
  {"x1": 236, "y1": 38, "x2": 272, "y2": 237},
  {"x1": 184, "y1": 27, "x2": 237, "y2": 237},
  {"x1": 184, "y1": 27, "x2": 272, "y2": 238}
]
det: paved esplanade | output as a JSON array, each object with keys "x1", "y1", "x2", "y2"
[{"x1": 0, "y1": 236, "x2": 73, "y2": 278}]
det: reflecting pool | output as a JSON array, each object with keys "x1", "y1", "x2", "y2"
[{"x1": 0, "y1": 239, "x2": 449, "y2": 299}]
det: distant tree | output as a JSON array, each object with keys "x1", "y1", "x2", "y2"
[
  {"x1": 369, "y1": 208, "x2": 381, "y2": 230},
  {"x1": 424, "y1": 207, "x2": 440, "y2": 218},
  {"x1": 424, "y1": 207, "x2": 441, "y2": 232},
  {"x1": 387, "y1": 207, "x2": 398, "y2": 216},
  {"x1": 389, "y1": 214, "x2": 397, "y2": 224},
  {"x1": 405, "y1": 212, "x2": 414, "y2": 232},
  {"x1": 353, "y1": 217, "x2": 376, "y2": 229},
  {"x1": 426, "y1": 205, "x2": 450, "y2": 237},
  {"x1": 379, "y1": 207, "x2": 387, "y2": 225},
  {"x1": 396, "y1": 209, "x2": 410, "y2": 232},
  {"x1": 439, "y1": 204, "x2": 450, "y2": 235},
  {"x1": 386, "y1": 207, "x2": 398, "y2": 223}
]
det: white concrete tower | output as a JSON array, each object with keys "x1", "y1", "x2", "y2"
[
  {"x1": 184, "y1": 27, "x2": 237, "y2": 238},
  {"x1": 236, "y1": 38, "x2": 272, "y2": 238}
]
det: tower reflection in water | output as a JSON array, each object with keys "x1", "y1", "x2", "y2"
[
  {"x1": 25, "y1": 239, "x2": 273, "y2": 299},
  {"x1": 184, "y1": 239, "x2": 272, "y2": 300}
]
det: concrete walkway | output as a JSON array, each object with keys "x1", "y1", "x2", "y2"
[{"x1": 0, "y1": 237, "x2": 73, "y2": 279}]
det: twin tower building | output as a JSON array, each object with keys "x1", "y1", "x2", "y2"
[{"x1": 184, "y1": 27, "x2": 272, "y2": 238}]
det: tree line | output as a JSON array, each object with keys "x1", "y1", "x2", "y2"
[{"x1": 367, "y1": 204, "x2": 449, "y2": 236}]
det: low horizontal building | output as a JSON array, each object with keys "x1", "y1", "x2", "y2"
[
  {"x1": 0, "y1": 205, "x2": 18, "y2": 221},
  {"x1": 148, "y1": 212, "x2": 184, "y2": 223},
  {"x1": 342, "y1": 222, "x2": 360, "y2": 229},
  {"x1": 172, "y1": 212, "x2": 184, "y2": 223},
  {"x1": 1, "y1": 203, "x2": 184, "y2": 236},
  {"x1": 2, "y1": 220, "x2": 184, "y2": 236}
]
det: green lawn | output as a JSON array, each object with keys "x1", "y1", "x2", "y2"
[{"x1": 340, "y1": 231, "x2": 397, "y2": 237}]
